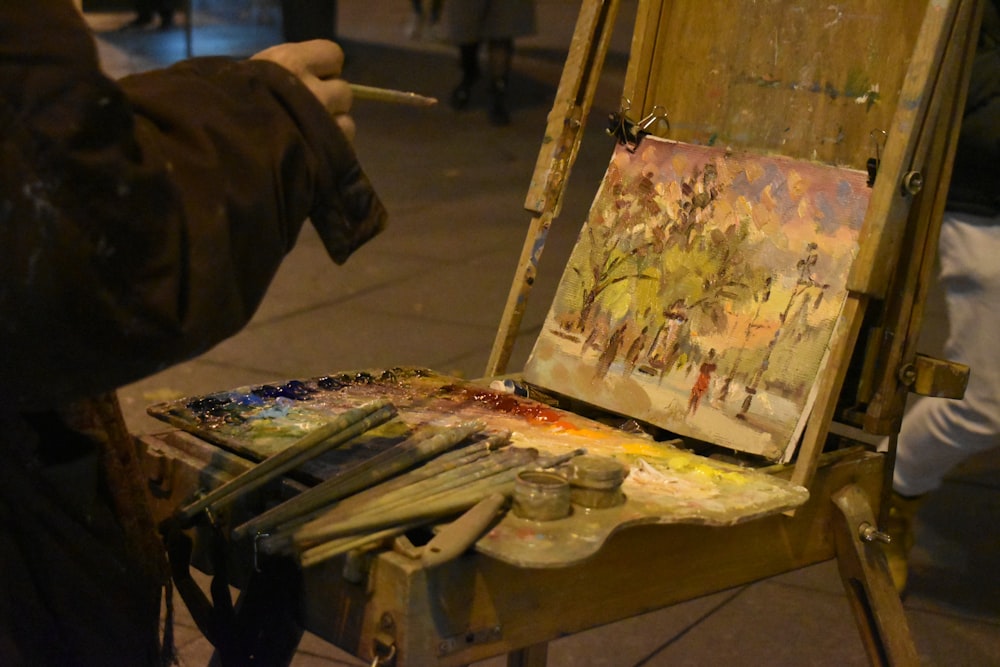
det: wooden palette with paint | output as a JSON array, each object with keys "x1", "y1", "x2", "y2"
[
  {"x1": 148, "y1": 367, "x2": 808, "y2": 566},
  {"x1": 524, "y1": 137, "x2": 871, "y2": 462}
]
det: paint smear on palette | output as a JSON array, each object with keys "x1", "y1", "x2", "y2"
[{"x1": 523, "y1": 137, "x2": 870, "y2": 462}]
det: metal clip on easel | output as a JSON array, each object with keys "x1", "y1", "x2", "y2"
[
  {"x1": 866, "y1": 129, "x2": 888, "y2": 187},
  {"x1": 607, "y1": 98, "x2": 669, "y2": 153}
]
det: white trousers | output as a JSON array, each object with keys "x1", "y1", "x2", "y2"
[{"x1": 893, "y1": 210, "x2": 1000, "y2": 496}]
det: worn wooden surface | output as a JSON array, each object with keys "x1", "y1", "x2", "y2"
[
  {"x1": 523, "y1": 0, "x2": 622, "y2": 216},
  {"x1": 301, "y1": 450, "x2": 883, "y2": 666},
  {"x1": 488, "y1": 0, "x2": 622, "y2": 377},
  {"x1": 859, "y1": 0, "x2": 983, "y2": 435},
  {"x1": 623, "y1": 0, "x2": 922, "y2": 167},
  {"x1": 832, "y1": 484, "x2": 920, "y2": 666}
]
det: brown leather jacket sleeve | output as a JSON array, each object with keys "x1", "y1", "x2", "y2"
[{"x1": 0, "y1": 0, "x2": 387, "y2": 409}]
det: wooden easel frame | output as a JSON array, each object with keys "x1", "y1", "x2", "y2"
[
  {"x1": 489, "y1": 0, "x2": 978, "y2": 487},
  {"x1": 473, "y1": 0, "x2": 982, "y2": 664}
]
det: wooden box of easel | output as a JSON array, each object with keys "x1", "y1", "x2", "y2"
[{"x1": 136, "y1": 0, "x2": 981, "y2": 664}]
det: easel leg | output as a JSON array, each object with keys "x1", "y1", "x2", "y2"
[
  {"x1": 507, "y1": 642, "x2": 549, "y2": 667},
  {"x1": 831, "y1": 485, "x2": 919, "y2": 667}
]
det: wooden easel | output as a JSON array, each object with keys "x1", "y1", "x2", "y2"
[
  {"x1": 135, "y1": 1, "x2": 981, "y2": 665},
  {"x1": 473, "y1": 0, "x2": 980, "y2": 664}
]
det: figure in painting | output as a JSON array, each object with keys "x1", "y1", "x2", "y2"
[
  {"x1": 623, "y1": 325, "x2": 650, "y2": 376},
  {"x1": 595, "y1": 321, "x2": 629, "y2": 379},
  {"x1": 687, "y1": 349, "x2": 718, "y2": 415},
  {"x1": 646, "y1": 301, "x2": 688, "y2": 380}
]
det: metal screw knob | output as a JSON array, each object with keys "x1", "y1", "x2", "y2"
[
  {"x1": 859, "y1": 522, "x2": 892, "y2": 544},
  {"x1": 903, "y1": 171, "x2": 924, "y2": 195}
]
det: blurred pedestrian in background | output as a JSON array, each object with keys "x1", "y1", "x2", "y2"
[
  {"x1": 442, "y1": 0, "x2": 536, "y2": 126},
  {"x1": 407, "y1": 0, "x2": 443, "y2": 41}
]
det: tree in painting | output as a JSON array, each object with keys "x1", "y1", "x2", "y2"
[
  {"x1": 525, "y1": 137, "x2": 870, "y2": 461},
  {"x1": 558, "y1": 156, "x2": 771, "y2": 385}
]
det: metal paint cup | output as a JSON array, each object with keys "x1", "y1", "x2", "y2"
[
  {"x1": 568, "y1": 455, "x2": 628, "y2": 509},
  {"x1": 512, "y1": 470, "x2": 571, "y2": 521}
]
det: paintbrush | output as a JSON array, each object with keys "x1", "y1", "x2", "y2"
[
  {"x1": 261, "y1": 447, "x2": 587, "y2": 563},
  {"x1": 253, "y1": 434, "x2": 511, "y2": 554},
  {"x1": 294, "y1": 450, "x2": 586, "y2": 567},
  {"x1": 292, "y1": 446, "x2": 537, "y2": 545},
  {"x1": 296, "y1": 492, "x2": 508, "y2": 569},
  {"x1": 291, "y1": 447, "x2": 587, "y2": 555},
  {"x1": 260, "y1": 444, "x2": 532, "y2": 554},
  {"x1": 231, "y1": 420, "x2": 495, "y2": 540},
  {"x1": 350, "y1": 84, "x2": 437, "y2": 107},
  {"x1": 296, "y1": 479, "x2": 516, "y2": 566},
  {"x1": 172, "y1": 399, "x2": 397, "y2": 525},
  {"x1": 290, "y1": 432, "x2": 509, "y2": 522}
]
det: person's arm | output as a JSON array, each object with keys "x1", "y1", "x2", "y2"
[{"x1": 0, "y1": 0, "x2": 387, "y2": 408}]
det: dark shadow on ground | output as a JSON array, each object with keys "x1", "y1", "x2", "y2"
[{"x1": 906, "y1": 448, "x2": 1000, "y2": 620}]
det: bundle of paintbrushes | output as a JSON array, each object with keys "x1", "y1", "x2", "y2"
[
  {"x1": 170, "y1": 399, "x2": 399, "y2": 527},
  {"x1": 165, "y1": 392, "x2": 588, "y2": 568},
  {"x1": 249, "y1": 432, "x2": 585, "y2": 568},
  {"x1": 232, "y1": 419, "x2": 501, "y2": 540}
]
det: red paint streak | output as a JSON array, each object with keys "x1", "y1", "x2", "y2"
[{"x1": 444, "y1": 385, "x2": 577, "y2": 429}]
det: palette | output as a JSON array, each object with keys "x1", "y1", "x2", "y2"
[{"x1": 148, "y1": 367, "x2": 808, "y2": 566}]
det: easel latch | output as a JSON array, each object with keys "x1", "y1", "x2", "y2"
[{"x1": 898, "y1": 353, "x2": 969, "y2": 398}]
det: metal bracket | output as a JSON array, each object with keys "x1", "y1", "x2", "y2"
[
  {"x1": 898, "y1": 353, "x2": 969, "y2": 398},
  {"x1": 371, "y1": 613, "x2": 398, "y2": 666},
  {"x1": 141, "y1": 445, "x2": 176, "y2": 497}
]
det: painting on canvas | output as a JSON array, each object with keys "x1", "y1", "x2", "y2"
[{"x1": 523, "y1": 137, "x2": 870, "y2": 461}]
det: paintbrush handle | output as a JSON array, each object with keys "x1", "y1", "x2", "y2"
[
  {"x1": 174, "y1": 400, "x2": 396, "y2": 523},
  {"x1": 293, "y1": 447, "x2": 590, "y2": 555},
  {"x1": 350, "y1": 84, "x2": 438, "y2": 107},
  {"x1": 295, "y1": 434, "x2": 507, "y2": 524},
  {"x1": 295, "y1": 446, "x2": 533, "y2": 540},
  {"x1": 232, "y1": 420, "x2": 489, "y2": 539},
  {"x1": 295, "y1": 492, "x2": 508, "y2": 568},
  {"x1": 246, "y1": 435, "x2": 511, "y2": 551},
  {"x1": 291, "y1": 467, "x2": 522, "y2": 566},
  {"x1": 292, "y1": 520, "x2": 423, "y2": 567},
  {"x1": 293, "y1": 449, "x2": 535, "y2": 547}
]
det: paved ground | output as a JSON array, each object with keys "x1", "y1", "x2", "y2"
[{"x1": 82, "y1": 3, "x2": 1000, "y2": 665}]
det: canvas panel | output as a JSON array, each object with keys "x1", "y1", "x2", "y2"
[{"x1": 523, "y1": 136, "x2": 870, "y2": 461}]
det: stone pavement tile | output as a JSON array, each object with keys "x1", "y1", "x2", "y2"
[
  {"x1": 625, "y1": 581, "x2": 870, "y2": 666},
  {"x1": 904, "y1": 478, "x2": 1000, "y2": 623},
  {"x1": 194, "y1": 300, "x2": 495, "y2": 380},
  {"x1": 905, "y1": 609, "x2": 1000, "y2": 667}
]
